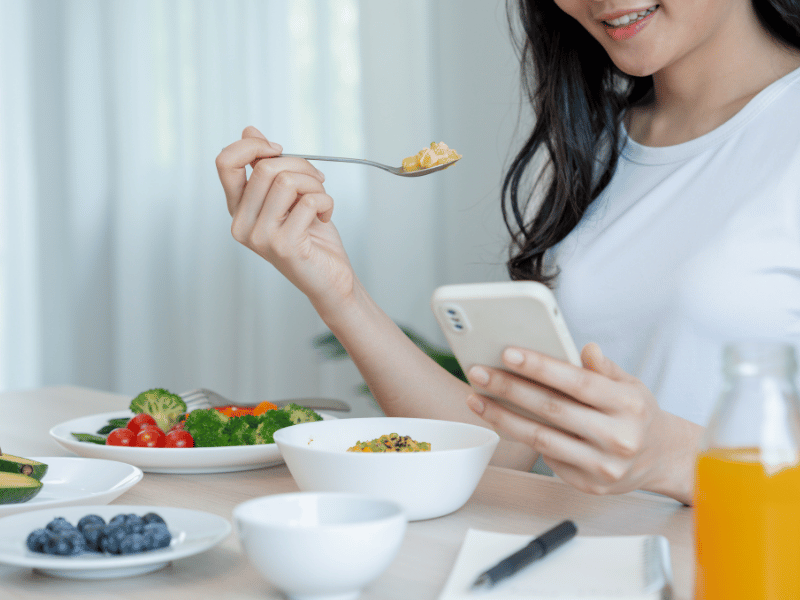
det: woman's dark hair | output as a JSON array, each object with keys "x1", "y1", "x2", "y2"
[{"x1": 502, "y1": 0, "x2": 800, "y2": 285}]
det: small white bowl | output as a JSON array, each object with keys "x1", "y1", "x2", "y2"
[
  {"x1": 233, "y1": 492, "x2": 406, "y2": 600},
  {"x1": 273, "y1": 417, "x2": 500, "y2": 521}
]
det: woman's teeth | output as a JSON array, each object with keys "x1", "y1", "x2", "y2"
[{"x1": 604, "y1": 5, "x2": 657, "y2": 27}]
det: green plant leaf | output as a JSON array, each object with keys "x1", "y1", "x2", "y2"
[{"x1": 312, "y1": 331, "x2": 349, "y2": 359}]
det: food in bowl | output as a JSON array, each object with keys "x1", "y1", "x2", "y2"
[
  {"x1": 347, "y1": 433, "x2": 431, "y2": 453},
  {"x1": 402, "y1": 141, "x2": 461, "y2": 172},
  {"x1": 273, "y1": 417, "x2": 499, "y2": 520}
]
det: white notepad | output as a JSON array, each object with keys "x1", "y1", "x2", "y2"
[{"x1": 438, "y1": 528, "x2": 673, "y2": 600}]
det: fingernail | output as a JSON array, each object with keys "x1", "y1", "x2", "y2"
[
  {"x1": 503, "y1": 348, "x2": 524, "y2": 365},
  {"x1": 270, "y1": 142, "x2": 283, "y2": 152},
  {"x1": 466, "y1": 394, "x2": 485, "y2": 415},
  {"x1": 468, "y1": 366, "x2": 489, "y2": 386},
  {"x1": 316, "y1": 168, "x2": 325, "y2": 181}
]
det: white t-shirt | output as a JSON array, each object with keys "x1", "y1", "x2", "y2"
[{"x1": 547, "y1": 66, "x2": 800, "y2": 427}]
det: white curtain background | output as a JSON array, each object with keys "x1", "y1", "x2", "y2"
[{"x1": 0, "y1": 0, "x2": 523, "y2": 415}]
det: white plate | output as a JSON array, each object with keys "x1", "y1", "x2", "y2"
[
  {"x1": 0, "y1": 457, "x2": 143, "y2": 517},
  {"x1": 0, "y1": 505, "x2": 231, "y2": 579},
  {"x1": 49, "y1": 410, "x2": 337, "y2": 474}
]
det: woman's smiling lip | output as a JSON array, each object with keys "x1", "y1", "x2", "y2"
[
  {"x1": 597, "y1": 4, "x2": 658, "y2": 23},
  {"x1": 598, "y1": 5, "x2": 659, "y2": 41}
]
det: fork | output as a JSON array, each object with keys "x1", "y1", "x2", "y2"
[
  {"x1": 280, "y1": 153, "x2": 461, "y2": 177},
  {"x1": 179, "y1": 388, "x2": 351, "y2": 413}
]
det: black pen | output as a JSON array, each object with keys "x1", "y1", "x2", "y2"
[{"x1": 470, "y1": 520, "x2": 578, "y2": 591}]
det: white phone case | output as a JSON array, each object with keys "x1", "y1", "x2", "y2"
[{"x1": 431, "y1": 281, "x2": 581, "y2": 422}]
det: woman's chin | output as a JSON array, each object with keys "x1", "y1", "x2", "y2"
[{"x1": 609, "y1": 56, "x2": 660, "y2": 79}]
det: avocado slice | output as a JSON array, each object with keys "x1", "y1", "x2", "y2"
[
  {"x1": 0, "y1": 472, "x2": 43, "y2": 504},
  {"x1": 0, "y1": 454, "x2": 48, "y2": 481}
]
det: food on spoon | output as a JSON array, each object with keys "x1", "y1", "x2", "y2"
[
  {"x1": 347, "y1": 433, "x2": 431, "y2": 453},
  {"x1": 26, "y1": 512, "x2": 171, "y2": 556},
  {"x1": 0, "y1": 451, "x2": 48, "y2": 480},
  {"x1": 401, "y1": 141, "x2": 461, "y2": 172},
  {"x1": 0, "y1": 471, "x2": 44, "y2": 504},
  {"x1": 129, "y1": 388, "x2": 187, "y2": 432}
]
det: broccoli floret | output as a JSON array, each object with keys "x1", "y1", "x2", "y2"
[
  {"x1": 252, "y1": 410, "x2": 294, "y2": 444},
  {"x1": 224, "y1": 414, "x2": 261, "y2": 446},
  {"x1": 181, "y1": 404, "x2": 320, "y2": 448},
  {"x1": 183, "y1": 409, "x2": 231, "y2": 447},
  {"x1": 129, "y1": 388, "x2": 187, "y2": 432},
  {"x1": 280, "y1": 403, "x2": 323, "y2": 425}
]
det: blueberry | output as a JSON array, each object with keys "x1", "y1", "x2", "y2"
[
  {"x1": 26, "y1": 529, "x2": 52, "y2": 553},
  {"x1": 45, "y1": 531, "x2": 85, "y2": 556},
  {"x1": 142, "y1": 522, "x2": 171, "y2": 550},
  {"x1": 119, "y1": 533, "x2": 148, "y2": 555},
  {"x1": 142, "y1": 512, "x2": 166, "y2": 526},
  {"x1": 46, "y1": 517, "x2": 75, "y2": 533},
  {"x1": 77, "y1": 514, "x2": 105, "y2": 533},
  {"x1": 99, "y1": 524, "x2": 128, "y2": 554},
  {"x1": 124, "y1": 514, "x2": 145, "y2": 534},
  {"x1": 82, "y1": 523, "x2": 105, "y2": 551},
  {"x1": 108, "y1": 514, "x2": 127, "y2": 528},
  {"x1": 65, "y1": 530, "x2": 87, "y2": 555}
]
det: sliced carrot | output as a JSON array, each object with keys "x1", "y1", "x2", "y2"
[
  {"x1": 229, "y1": 408, "x2": 254, "y2": 418},
  {"x1": 252, "y1": 401, "x2": 278, "y2": 416}
]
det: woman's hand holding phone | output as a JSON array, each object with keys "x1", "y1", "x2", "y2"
[{"x1": 464, "y1": 342, "x2": 701, "y2": 505}]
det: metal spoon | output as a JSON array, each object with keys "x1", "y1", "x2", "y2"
[{"x1": 280, "y1": 153, "x2": 461, "y2": 177}]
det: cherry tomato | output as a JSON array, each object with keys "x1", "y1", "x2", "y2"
[
  {"x1": 164, "y1": 430, "x2": 194, "y2": 448},
  {"x1": 126, "y1": 414, "x2": 158, "y2": 436},
  {"x1": 106, "y1": 428, "x2": 136, "y2": 446},
  {"x1": 136, "y1": 426, "x2": 166, "y2": 448}
]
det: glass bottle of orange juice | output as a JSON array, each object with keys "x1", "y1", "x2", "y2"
[{"x1": 694, "y1": 341, "x2": 800, "y2": 599}]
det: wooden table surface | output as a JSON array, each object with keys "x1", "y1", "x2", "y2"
[{"x1": 0, "y1": 385, "x2": 694, "y2": 599}]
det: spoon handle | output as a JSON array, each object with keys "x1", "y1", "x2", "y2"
[{"x1": 280, "y1": 153, "x2": 399, "y2": 174}]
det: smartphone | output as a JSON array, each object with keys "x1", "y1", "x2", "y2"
[{"x1": 431, "y1": 281, "x2": 581, "y2": 423}]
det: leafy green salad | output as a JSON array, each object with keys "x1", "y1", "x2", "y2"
[{"x1": 71, "y1": 387, "x2": 322, "y2": 448}]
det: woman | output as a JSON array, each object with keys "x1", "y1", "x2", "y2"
[{"x1": 215, "y1": 0, "x2": 800, "y2": 506}]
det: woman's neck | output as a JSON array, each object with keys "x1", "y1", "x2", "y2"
[{"x1": 627, "y1": 7, "x2": 800, "y2": 148}]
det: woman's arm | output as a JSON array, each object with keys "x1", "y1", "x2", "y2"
[
  {"x1": 321, "y1": 281, "x2": 538, "y2": 469},
  {"x1": 215, "y1": 126, "x2": 537, "y2": 470}
]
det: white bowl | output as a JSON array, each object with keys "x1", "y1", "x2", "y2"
[
  {"x1": 273, "y1": 417, "x2": 500, "y2": 521},
  {"x1": 233, "y1": 492, "x2": 406, "y2": 600}
]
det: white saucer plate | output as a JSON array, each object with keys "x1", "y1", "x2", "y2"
[
  {"x1": 49, "y1": 410, "x2": 337, "y2": 474},
  {"x1": 0, "y1": 505, "x2": 231, "y2": 579},
  {"x1": 0, "y1": 457, "x2": 143, "y2": 517}
]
